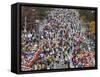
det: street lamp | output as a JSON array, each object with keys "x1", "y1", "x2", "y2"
[
  {"x1": 24, "y1": 16, "x2": 27, "y2": 33},
  {"x1": 35, "y1": 19, "x2": 40, "y2": 33}
]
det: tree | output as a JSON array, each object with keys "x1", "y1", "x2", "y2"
[
  {"x1": 79, "y1": 10, "x2": 95, "y2": 22},
  {"x1": 89, "y1": 21, "x2": 95, "y2": 34}
]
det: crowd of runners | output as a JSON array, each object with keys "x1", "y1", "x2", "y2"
[{"x1": 21, "y1": 8, "x2": 95, "y2": 71}]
